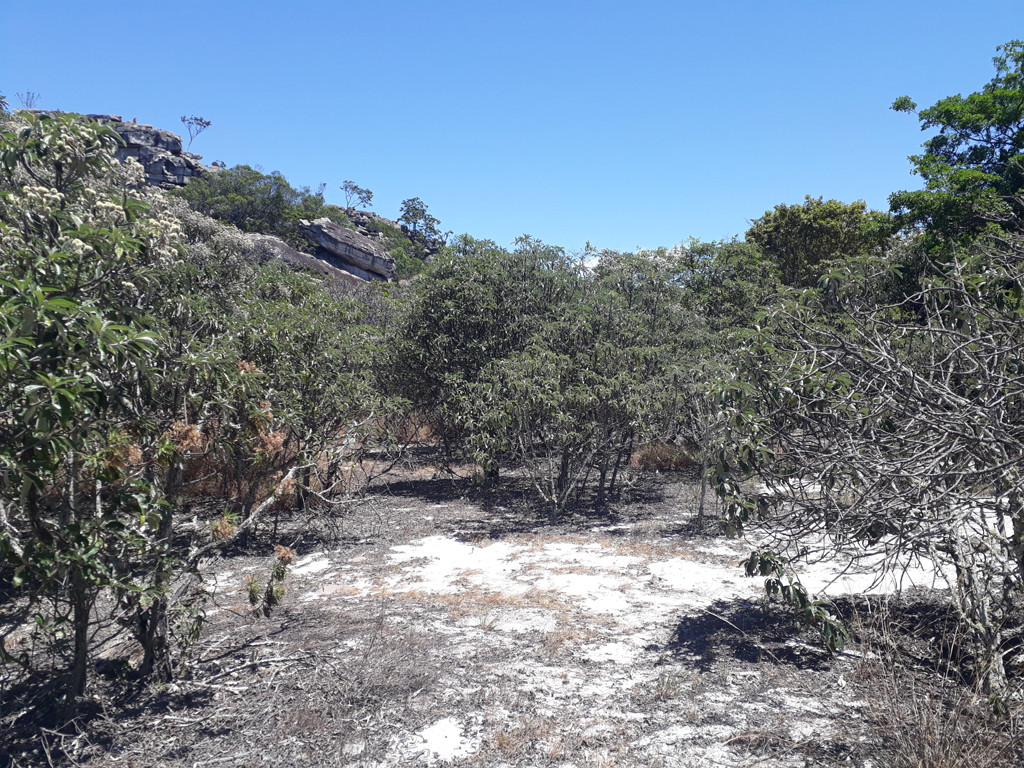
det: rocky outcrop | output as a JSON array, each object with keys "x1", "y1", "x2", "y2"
[
  {"x1": 299, "y1": 218, "x2": 396, "y2": 281},
  {"x1": 86, "y1": 114, "x2": 205, "y2": 187},
  {"x1": 246, "y1": 233, "x2": 366, "y2": 286},
  {"x1": 29, "y1": 112, "x2": 409, "y2": 282},
  {"x1": 342, "y1": 207, "x2": 444, "y2": 261},
  {"x1": 343, "y1": 208, "x2": 396, "y2": 237}
]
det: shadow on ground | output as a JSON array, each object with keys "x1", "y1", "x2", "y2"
[{"x1": 654, "y1": 598, "x2": 836, "y2": 671}]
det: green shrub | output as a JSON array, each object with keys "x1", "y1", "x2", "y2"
[{"x1": 170, "y1": 164, "x2": 349, "y2": 250}]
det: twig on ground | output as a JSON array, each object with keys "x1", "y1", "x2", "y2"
[{"x1": 703, "y1": 607, "x2": 783, "y2": 664}]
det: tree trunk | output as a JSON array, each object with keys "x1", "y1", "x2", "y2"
[
  {"x1": 139, "y1": 596, "x2": 172, "y2": 681},
  {"x1": 1009, "y1": 492, "x2": 1024, "y2": 583},
  {"x1": 69, "y1": 567, "x2": 90, "y2": 702},
  {"x1": 950, "y1": 540, "x2": 1008, "y2": 695},
  {"x1": 140, "y1": 482, "x2": 174, "y2": 681},
  {"x1": 697, "y1": 455, "x2": 709, "y2": 528},
  {"x1": 608, "y1": 446, "x2": 626, "y2": 498}
]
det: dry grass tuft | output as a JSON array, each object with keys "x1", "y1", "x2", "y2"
[
  {"x1": 631, "y1": 442, "x2": 700, "y2": 470},
  {"x1": 865, "y1": 670, "x2": 1023, "y2": 768},
  {"x1": 848, "y1": 599, "x2": 1024, "y2": 768}
]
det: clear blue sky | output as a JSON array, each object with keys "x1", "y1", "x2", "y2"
[{"x1": 3, "y1": 1, "x2": 1022, "y2": 253}]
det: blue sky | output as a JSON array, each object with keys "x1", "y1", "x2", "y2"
[{"x1": 2, "y1": 1, "x2": 1022, "y2": 253}]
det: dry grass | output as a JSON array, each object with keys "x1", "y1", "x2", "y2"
[
  {"x1": 9, "y1": 467, "x2": 1024, "y2": 768},
  {"x1": 402, "y1": 583, "x2": 575, "y2": 619},
  {"x1": 631, "y1": 442, "x2": 700, "y2": 470},
  {"x1": 847, "y1": 599, "x2": 1024, "y2": 768},
  {"x1": 481, "y1": 713, "x2": 597, "y2": 765},
  {"x1": 865, "y1": 667, "x2": 1023, "y2": 767}
]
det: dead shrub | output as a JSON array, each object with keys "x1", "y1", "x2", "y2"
[
  {"x1": 867, "y1": 668, "x2": 1022, "y2": 768},
  {"x1": 849, "y1": 599, "x2": 1024, "y2": 768},
  {"x1": 631, "y1": 441, "x2": 699, "y2": 470}
]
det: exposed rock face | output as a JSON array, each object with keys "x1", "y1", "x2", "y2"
[
  {"x1": 343, "y1": 208, "x2": 394, "y2": 237},
  {"x1": 342, "y1": 206, "x2": 445, "y2": 261},
  {"x1": 86, "y1": 114, "x2": 206, "y2": 188},
  {"x1": 299, "y1": 218, "x2": 396, "y2": 281},
  {"x1": 246, "y1": 233, "x2": 366, "y2": 286}
]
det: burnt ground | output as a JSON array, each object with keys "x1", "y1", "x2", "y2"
[{"x1": 1, "y1": 470, "x2": 1021, "y2": 768}]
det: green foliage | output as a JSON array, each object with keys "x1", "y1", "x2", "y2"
[
  {"x1": 246, "y1": 545, "x2": 295, "y2": 617},
  {"x1": 715, "y1": 46, "x2": 1024, "y2": 670},
  {"x1": 385, "y1": 235, "x2": 555, "y2": 431},
  {"x1": 746, "y1": 196, "x2": 891, "y2": 287},
  {"x1": 0, "y1": 114, "x2": 386, "y2": 708},
  {"x1": 0, "y1": 113, "x2": 169, "y2": 699},
  {"x1": 170, "y1": 164, "x2": 348, "y2": 250},
  {"x1": 341, "y1": 179, "x2": 373, "y2": 209},
  {"x1": 0, "y1": 111, "x2": 125, "y2": 194},
  {"x1": 744, "y1": 550, "x2": 848, "y2": 652},
  {"x1": 388, "y1": 238, "x2": 710, "y2": 514},
  {"x1": 890, "y1": 40, "x2": 1024, "y2": 240},
  {"x1": 679, "y1": 238, "x2": 782, "y2": 329},
  {"x1": 398, "y1": 196, "x2": 443, "y2": 243},
  {"x1": 716, "y1": 231, "x2": 1024, "y2": 693}
]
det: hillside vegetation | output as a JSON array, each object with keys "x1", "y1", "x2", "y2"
[{"x1": 2, "y1": 41, "x2": 1024, "y2": 767}]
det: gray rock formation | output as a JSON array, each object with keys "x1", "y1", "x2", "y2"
[
  {"x1": 86, "y1": 114, "x2": 205, "y2": 187},
  {"x1": 299, "y1": 218, "x2": 396, "y2": 281},
  {"x1": 343, "y1": 208, "x2": 395, "y2": 238},
  {"x1": 246, "y1": 233, "x2": 366, "y2": 286}
]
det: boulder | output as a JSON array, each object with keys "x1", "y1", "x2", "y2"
[
  {"x1": 246, "y1": 234, "x2": 366, "y2": 287},
  {"x1": 299, "y1": 218, "x2": 395, "y2": 281}
]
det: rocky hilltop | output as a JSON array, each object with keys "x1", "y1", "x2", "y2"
[
  {"x1": 23, "y1": 111, "x2": 422, "y2": 283},
  {"x1": 86, "y1": 114, "x2": 207, "y2": 187},
  {"x1": 86, "y1": 115, "x2": 400, "y2": 283},
  {"x1": 300, "y1": 217, "x2": 396, "y2": 281}
]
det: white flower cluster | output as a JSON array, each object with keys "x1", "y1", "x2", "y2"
[
  {"x1": 49, "y1": 122, "x2": 114, "y2": 164},
  {"x1": 144, "y1": 216, "x2": 185, "y2": 262},
  {"x1": 20, "y1": 185, "x2": 65, "y2": 210},
  {"x1": 111, "y1": 156, "x2": 146, "y2": 189},
  {"x1": 92, "y1": 198, "x2": 127, "y2": 225},
  {"x1": 66, "y1": 238, "x2": 94, "y2": 256}
]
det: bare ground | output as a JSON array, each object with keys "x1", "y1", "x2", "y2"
[{"x1": 2, "y1": 471, "x2": 1021, "y2": 767}]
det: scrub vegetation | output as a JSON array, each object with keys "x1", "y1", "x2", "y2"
[{"x1": 2, "y1": 41, "x2": 1024, "y2": 767}]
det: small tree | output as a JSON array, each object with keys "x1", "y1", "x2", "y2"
[
  {"x1": 398, "y1": 196, "x2": 442, "y2": 241},
  {"x1": 391, "y1": 239, "x2": 700, "y2": 516},
  {"x1": 746, "y1": 196, "x2": 891, "y2": 287},
  {"x1": 890, "y1": 40, "x2": 1024, "y2": 241},
  {"x1": 0, "y1": 113, "x2": 167, "y2": 705},
  {"x1": 15, "y1": 90, "x2": 40, "y2": 108},
  {"x1": 341, "y1": 179, "x2": 373, "y2": 209},
  {"x1": 180, "y1": 114, "x2": 211, "y2": 151}
]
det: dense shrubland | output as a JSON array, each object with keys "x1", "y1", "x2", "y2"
[
  {"x1": 1, "y1": 41, "x2": 1024, "y2": 750},
  {"x1": 170, "y1": 163, "x2": 351, "y2": 250},
  {"x1": 716, "y1": 41, "x2": 1024, "y2": 697},
  {"x1": 0, "y1": 110, "x2": 387, "y2": 710}
]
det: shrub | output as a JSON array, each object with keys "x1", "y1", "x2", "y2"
[{"x1": 170, "y1": 164, "x2": 349, "y2": 250}]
